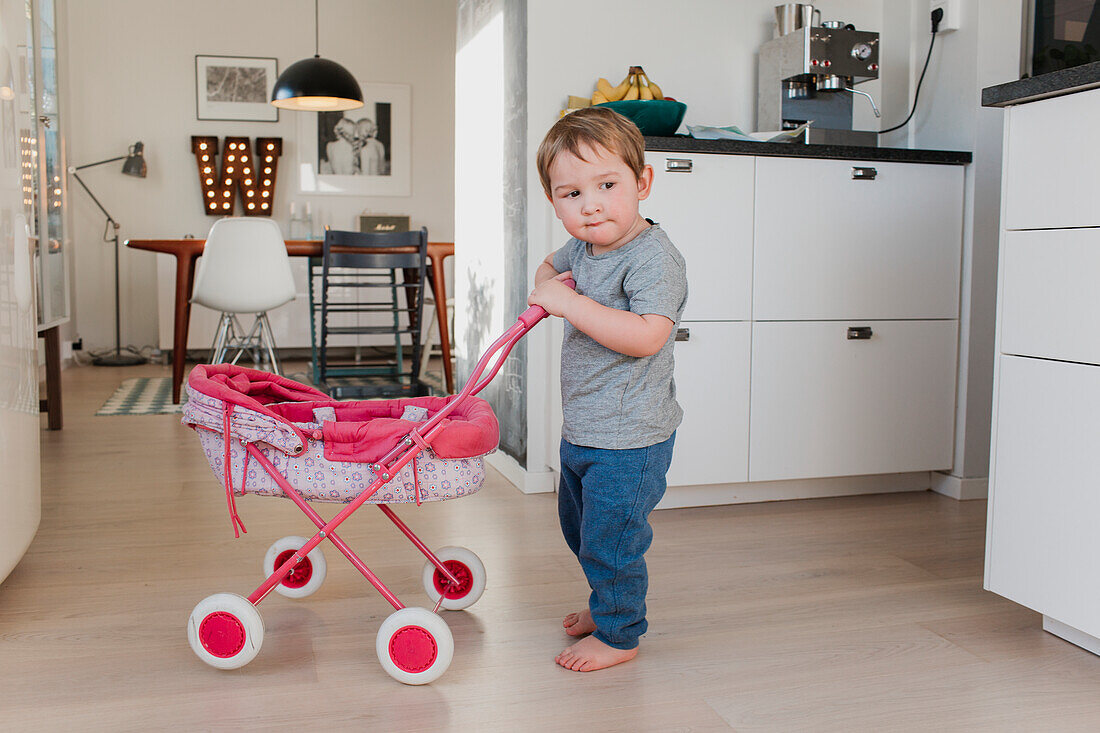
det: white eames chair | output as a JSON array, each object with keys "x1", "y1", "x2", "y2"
[{"x1": 191, "y1": 218, "x2": 296, "y2": 374}]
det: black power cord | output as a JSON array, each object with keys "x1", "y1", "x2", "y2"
[{"x1": 881, "y1": 8, "x2": 943, "y2": 134}]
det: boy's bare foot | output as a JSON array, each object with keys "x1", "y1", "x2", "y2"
[
  {"x1": 562, "y1": 608, "x2": 597, "y2": 637},
  {"x1": 555, "y1": 635, "x2": 638, "y2": 672}
]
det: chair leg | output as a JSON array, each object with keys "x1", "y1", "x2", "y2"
[
  {"x1": 225, "y1": 315, "x2": 245, "y2": 366},
  {"x1": 419, "y1": 301, "x2": 437, "y2": 380},
  {"x1": 258, "y1": 312, "x2": 282, "y2": 376},
  {"x1": 389, "y1": 270, "x2": 403, "y2": 379},
  {"x1": 229, "y1": 316, "x2": 263, "y2": 368},
  {"x1": 209, "y1": 313, "x2": 233, "y2": 364}
]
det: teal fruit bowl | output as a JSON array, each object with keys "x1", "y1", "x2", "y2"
[{"x1": 596, "y1": 100, "x2": 687, "y2": 136}]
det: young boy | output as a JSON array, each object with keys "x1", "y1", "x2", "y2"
[{"x1": 528, "y1": 106, "x2": 687, "y2": 672}]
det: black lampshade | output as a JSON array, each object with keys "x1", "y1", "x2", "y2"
[
  {"x1": 270, "y1": 56, "x2": 363, "y2": 111},
  {"x1": 121, "y1": 141, "x2": 146, "y2": 178}
]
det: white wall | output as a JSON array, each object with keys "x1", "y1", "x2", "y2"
[
  {"x1": 896, "y1": 0, "x2": 1023, "y2": 496},
  {"x1": 62, "y1": 0, "x2": 456, "y2": 353}
]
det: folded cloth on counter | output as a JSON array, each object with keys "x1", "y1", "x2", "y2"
[{"x1": 688, "y1": 122, "x2": 810, "y2": 142}]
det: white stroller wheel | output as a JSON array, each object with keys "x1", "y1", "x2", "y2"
[
  {"x1": 187, "y1": 593, "x2": 264, "y2": 670},
  {"x1": 262, "y1": 535, "x2": 327, "y2": 599},
  {"x1": 376, "y1": 607, "x2": 454, "y2": 685},
  {"x1": 422, "y1": 546, "x2": 486, "y2": 611}
]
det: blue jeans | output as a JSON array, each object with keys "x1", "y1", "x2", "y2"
[{"x1": 558, "y1": 432, "x2": 675, "y2": 650}]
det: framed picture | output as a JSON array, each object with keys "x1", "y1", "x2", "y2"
[
  {"x1": 195, "y1": 55, "x2": 279, "y2": 122},
  {"x1": 298, "y1": 82, "x2": 411, "y2": 196}
]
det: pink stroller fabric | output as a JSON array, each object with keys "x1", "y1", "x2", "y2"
[{"x1": 183, "y1": 364, "x2": 498, "y2": 504}]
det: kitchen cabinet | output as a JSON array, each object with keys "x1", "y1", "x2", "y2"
[
  {"x1": 665, "y1": 321, "x2": 750, "y2": 487},
  {"x1": 645, "y1": 153, "x2": 753, "y2": 321},
  {"x1": 642, "y1": 152, "x2": 754, "y2": 486},
  {"x1": 988, "y1": 356, "x2": 1100, "y2": 645},
  {"x1": 750, "y1": 157, "x2": 961, "y2": 482},
  {"x1": 753, "y1": 157, "x2": 962, "y2": 321},
  {"x1": 985, "y1": 83, "x2": 1100, "y2": 656},
  {"x1": 1001, "y1": 87, "x2": 1100, "y2": 231},
  {"x1": 635, "y1": 146, "x2": 964, "y2": 498},
  {"x1": 749, "y1": 320, "x2": 957, "y2": 482},
  {"x1": 999, "y1": 228, "x2": 1100, "y2": 365}
]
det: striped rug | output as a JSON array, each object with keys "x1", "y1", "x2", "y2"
[{"x1": 96, "y1": 377, "x2": 184, "y2": 416}]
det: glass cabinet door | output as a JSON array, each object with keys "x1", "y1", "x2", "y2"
[
  {"x1": 27, "y1": 0, "x2": 67, "y2": 329},
  {"x1": 1, "y1": 0, "x2": 43, "y2": 585}
]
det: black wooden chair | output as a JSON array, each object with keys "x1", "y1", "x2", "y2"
[{"x1": 311, "y1": 227, "x2": 430, "y2": 398}]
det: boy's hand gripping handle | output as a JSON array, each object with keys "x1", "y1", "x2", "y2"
[{"x1": 518, "y1": 278, "x2": 576, "y2": 329}]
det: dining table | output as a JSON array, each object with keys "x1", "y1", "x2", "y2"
[{"x1": 126, "y1": 238, "x2": 455, "y2": 403}]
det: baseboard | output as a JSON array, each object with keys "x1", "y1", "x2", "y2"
[
  {"x1": 1044, "y1": 616, "x2": 1100, "y2": 657},
  {"x1": 485, "y1": 451, "x2": 556, "y2": 494},
  {"x1": 490, "y1": 465, "x2": 986, "y2": 506},
  {"x1": 930, "y1": 471, "x2": 988, "y2": 501},
  {"x1": 655, "y1": 472, "x2": 933, "y2": 510}
]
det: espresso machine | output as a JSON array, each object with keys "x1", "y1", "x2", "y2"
[{"x1": 757, "y1": 3, "x2": 881, "y2": 146}]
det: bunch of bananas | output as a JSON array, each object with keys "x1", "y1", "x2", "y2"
[{"x1": 592, "y1": 66, "x2": 665, "y2": 104}]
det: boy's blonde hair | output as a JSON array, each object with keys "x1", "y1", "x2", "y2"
[{"x1": 536, "y1": 106, "x2": 645, "y2": 197}]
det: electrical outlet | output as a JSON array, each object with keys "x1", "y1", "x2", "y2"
[{"x1": 931, "y1": 0, "x2": 961, "y2": 33}]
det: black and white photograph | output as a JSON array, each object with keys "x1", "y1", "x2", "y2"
[
  {"x1": 317, "y1": 103, "x2": 391, "y2": 176},
  {"x1": 195, "y1": 55, "x2": 278, "y2": 122},
  {"x1": 298, "y1": 82, "x2": 410, "y2": 196}
]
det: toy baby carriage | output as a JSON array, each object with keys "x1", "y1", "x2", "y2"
[{"x1": 183, "y1": 296, "x2": 564, "y2": 684}]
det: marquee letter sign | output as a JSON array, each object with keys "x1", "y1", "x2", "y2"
[{"x1": 191, "y1": 136, "x2": 282, "y2": 216}]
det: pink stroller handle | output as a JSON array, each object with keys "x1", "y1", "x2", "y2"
[{"x1": 518, "y1": 277, "x2": 576, "y2": 329}]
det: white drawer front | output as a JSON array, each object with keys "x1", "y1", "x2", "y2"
[
  {"x1": 1000, "y1": 228, "x2": 1100, "y2": 365},
  {"x1": 666, "y1": 321, "x2": 750, "y2": 486},
  {"x1": 749, "y1": 320, "x2": 957, "y2": 482},
  {"x1": 1004, "y1": 87, "x2": 1100, "y2": 230},
  {"x1": 988, "y1": 356, "x2": 1100, "y2": 638},
  {"x1": 753, "y1": 157, "x2": 963, "y2": 320},
  {"x1": 643, "y1": 153, "x2": 754, "y2": 321}
]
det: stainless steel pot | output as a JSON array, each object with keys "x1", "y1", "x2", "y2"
[{"x1": 774, "y1": 3, "x2": 821, "y2": 36}]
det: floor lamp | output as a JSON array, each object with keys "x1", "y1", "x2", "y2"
[{"x1": 70, "y1": 141, "x2": 148, "y2": 366}]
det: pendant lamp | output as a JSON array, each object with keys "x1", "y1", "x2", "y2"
[{"x1": 271, "y1": 0, "x2": 363, "y2": 111}]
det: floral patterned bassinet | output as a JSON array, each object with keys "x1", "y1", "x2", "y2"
[{"x1": 182, "y1": 364, "x2": 499, "y2": 505}]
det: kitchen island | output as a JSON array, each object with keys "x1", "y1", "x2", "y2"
[{"x1": 982, "y1": 61, "x2": 1100, "y2": 657}]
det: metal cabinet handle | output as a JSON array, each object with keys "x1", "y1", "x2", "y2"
[
  {"x1": 666, "y1": 158, "x2": 693, "y2": 173},
  {"x1": 847, "y1": 326, "x2": 873, "y2": 340},
  {"x1": 851, "y1": 166, "x2": 877, "y2": 180},
  {"x1": 675, "y1": 327, "x2": 690, "y2": 342}
]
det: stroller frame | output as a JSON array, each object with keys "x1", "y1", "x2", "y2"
[{"x1": 188, "y1": 295, "x2": 563, "y2": 684}]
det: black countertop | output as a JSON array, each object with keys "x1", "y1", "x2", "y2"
[
  {"x1": 982, "y1": 61, "x2": 1100, "y2": 107},
  {"x1": 644, "y1": 136, "x2": 971, "y2": 165}
]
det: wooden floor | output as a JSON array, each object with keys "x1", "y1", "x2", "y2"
[{"x1": 6, "y1": 361, "x2": 1100, "y2": 731}]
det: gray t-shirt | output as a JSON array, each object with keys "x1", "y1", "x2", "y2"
[{"x1": 552, "y1": 224, "x2": 687, "y2": 450}]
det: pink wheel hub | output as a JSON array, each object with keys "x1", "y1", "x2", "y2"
[
  {"x1": 275, "y1": 549, "x2": 313, "y2": 589},
  {"x1": 199, "y1": 611, "x2": 246, "y2": 658},
  {"x1": 388, "y1": 625, "x2": 438, "y2": 673},
  {"x1": 433, "y1": 560, "x2": 472, "y2": 599}
]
